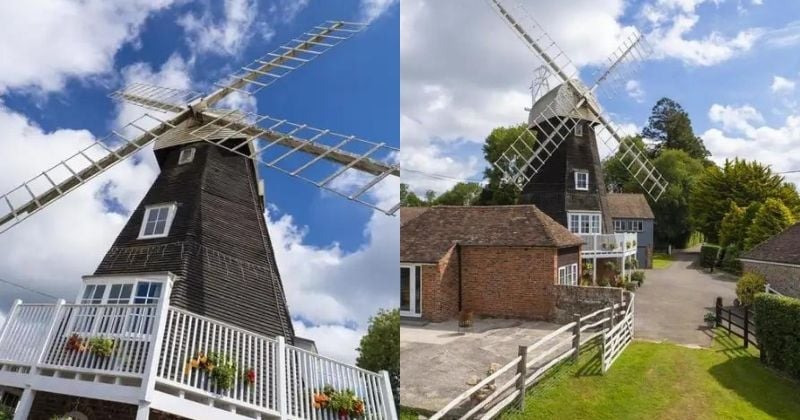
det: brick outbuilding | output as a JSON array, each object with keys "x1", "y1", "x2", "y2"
[{"x1": 400, "y1": 205, "x2": 584, "y2": 322}]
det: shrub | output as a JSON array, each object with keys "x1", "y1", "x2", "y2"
[
  {"x1": 631, "y1": 271, "x2": 645, "y2": 286},
  {"x1": 89, "y1": 337, "x2": 115, "y2": 357},
  {"x1": 754, "y1": 294, "x2": 800, "y2": 380},
  {"x1": 744, "y1": 198, "x2": 795, "y2": 250},
  {"x1": 700, "y1": 244, "x2": 721, "y2": 268},
  {"x1": 624, "y1": 282, "x2": 637, "y2": 292},
  {"x1": 720, "y1": 244, "x2": 742, "y2": 274},
  {"x1": 736, "y1": 272, "x2": 766, "y2": 306}
]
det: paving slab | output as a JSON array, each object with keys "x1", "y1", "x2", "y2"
[
  {"x1": 635, "y1": 250, "x2": 737, "y2": 347},
  {"x1": 400, "y1": 318, "x2": 559, "y2": 413}
]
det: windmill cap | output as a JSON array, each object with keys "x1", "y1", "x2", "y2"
[{"x1": 528, "y1": 79, "x2": 602, "y2": 128}]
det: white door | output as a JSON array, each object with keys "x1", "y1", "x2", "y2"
[{"x1": 400, "y1": 266, "x2": 421, "y2": 317}]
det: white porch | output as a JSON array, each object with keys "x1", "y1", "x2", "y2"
[
  {"x1": 0, "y1": 299, "x2": 396, "y2": 420},
  {"x1": 579, "y1": 233, "x2": 638, "y2": 284}
]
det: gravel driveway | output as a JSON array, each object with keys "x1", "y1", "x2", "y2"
[{"x1": 635, "y1": 250, "x2": 737, "y2": 347}]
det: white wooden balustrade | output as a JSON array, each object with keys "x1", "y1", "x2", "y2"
[
  {"x1": 0, "y1": 301, "x2": 396, "y2": 420},
  {"x1": 579, "y1": 233, "x2": 637, "y2": 257}
]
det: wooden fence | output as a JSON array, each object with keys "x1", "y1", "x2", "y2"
[
  {"x1": 715, "y1": 297, "x2": 758, "y2": 349},
  {"x1": 430, "y1": 293, "x2": 634, "y2": 419}
]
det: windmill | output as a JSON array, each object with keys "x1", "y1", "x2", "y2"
[
  {"x1": 486, "y1": 0, "x2": 667, "y2": 233},
  {"x1": 0, "y1": 21, "x2": 399, "y2": 420}
]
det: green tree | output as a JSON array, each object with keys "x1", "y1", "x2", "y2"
[
  {"x1": 719, "y1": 202, "x2": 746, "y2": 248},
  {"x1": 476, "y1": 123, "x2": 535, "y2": 205},
  {"x1": 603, "y1": 136, "x2": 647, "y2": 193},
  {"x1": 744, "y1": 198, "x2": 795, "y2": 250},
  {"x1": 643, "y1": 97, "x2": 709, "y2": 159},
  {"x1": 689, "y1": 159, "x2": 800, "y2": 243},
  {"x1": 433, "y1": 182, "x2": 482, "y2": 206},
  {"x1": 356, "y1": 308, "x2": 399, "y2": 406},
  {"x1": 604, "y1": 148, "x2": 705, "y2": 247},
  {"x1": 400, "y1": 183, "x2": 427, "y2": 207}
]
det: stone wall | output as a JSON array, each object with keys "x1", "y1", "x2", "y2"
[
  {"x1": 742, "y1": 261, "x2": 800, "y2": 298},
  {"x1": 552, "y1": 285, "x2": 624, "y2": 323},
  {"x1": 28, "y1": 391, "x2": 137, "y2": 420},
  {"x1": 461, "y1": 246, "x2": 557, "y2": 320}
]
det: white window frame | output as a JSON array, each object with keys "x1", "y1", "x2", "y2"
[
  {"x1": 567, "y1": 211, "x2": 601, "y2": 234},
  {"x1": 558, "y1": 263, "x2": 578, "y2": 286},
  {"x1": 574, "y1": 123, "x2": 584, "y2": 137},
  {"x1": 400, "y1": 264, "x2": 423, "y2": 317},
  {"x1": 138, "y1": 203, "x2": 177, "y2": 239},
  {"x1": 178, "y1": 147, "x2": 196, "y2": 165},
  {"x1": 575, "y1": 171, "x2": 589, "y2": 191},
  {"x1": 613, "y1": 219, "x2": 644, "y2": 232}
]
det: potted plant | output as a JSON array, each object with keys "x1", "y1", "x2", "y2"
[
  {"x1": 89, "y1": 337, "x2": 116, "y2": 357},
  {"x1": 704, "y1": 312, "x2": 716, "y2": 328},
  {"x1": 458, "y1": 310, "x2": 474, "y2": 329},
  {"x1": 242, "y1": 367, "x2": 256, "y2": 385},
  {"x1": 312, "y1": 386, "x2": 366, "y2": 418},
  {"x1": 65, "y1": 334, "x2": 87, "y2": 353},
  {"x1": 207, "y1": 352, "x2": 237, "y2": 391}
]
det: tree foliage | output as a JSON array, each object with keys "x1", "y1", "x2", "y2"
[
  {"x1": 434, "y1": 182, "x2": 482, "y2": 206},
  {"x1": 643, "y1": 97, "x2": 709, "y2": 159},
  {"x1": 476, "y1": 123, "x2": 534, "y2": 205},
  {"x1": 356, "y1": 308, "x2": 399, "y2": 406},
  {"x1": 744, "y1": 198, "x2": 796, "y2": 250},
  {"x1": 719, "y1": 202, "x2": 746, "y2": 248},
  {"x1": 604, "y1": 147, "x2": 705, "y2": 247},
  {"x1": 689, "y1": 159, "x2": 800, "y2": 243},
  {"x1": 400, "y1": 183, "x2": 426, "y2": 207}
]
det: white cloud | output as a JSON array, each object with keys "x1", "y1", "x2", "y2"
[
  {"x1": 0, "y1": 0, "x2": 178, "y2": 93},
  {"x1": 703, "y1": 103, "x2": 800, "y2": 187},
  {"x1": 179, "y1": 0, "x2": 265, "y2": 57},
  {"x1": 625, "y1": 80, "x2": 645, "y2": 102},
  {"x1": 771, "y1": 75, "x2": 796, "y2": 94},
  {"x1": 359, "y1": 0, "x2": 398, "y2": 23},
  {"x1": 293, "y1": 322, "x2": 364, "y2": 365}
]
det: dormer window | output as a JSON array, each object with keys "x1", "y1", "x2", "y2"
[
  {"x1": 178, "y1": 147, "x2": 195, "y2": 165},
  {"x1": 575, "y1": 171, "x2": 589, "y2": 191},
  {"x1": 575, "y1": 123, "x2": 584, "y2": 137},
  {"x1": 138, "y1": 203, "x2": 177, "y2": 239}
]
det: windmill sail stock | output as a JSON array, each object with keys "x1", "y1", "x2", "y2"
[
  {"x1": 0, "y1": 21, "x2": 399, "y2": 235},
  {"x1": 487, "y1": 0, "x2": 667, "y2": 201}
]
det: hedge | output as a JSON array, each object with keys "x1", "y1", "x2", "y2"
[
  {"x1": 754, "y1": 293, "x2": 800, "y2": 380},
  {"x1": 720, "y1": 244, "x2": 742, "y2": 274},
  {"x1": 700, "y1": 244, "x2": 721, "y2": 268}
]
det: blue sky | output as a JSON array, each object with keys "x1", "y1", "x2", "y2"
[
  {"x1": 401, "y1": 0, "x2": 800, "y2": 194},
  {"x1": 0, "y1": 0, "x2": 399, "y2": 364}
]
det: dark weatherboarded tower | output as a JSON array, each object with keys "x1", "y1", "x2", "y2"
[
  {"x1": 94, "y1": 126, "x2": 294, "y2": 343},
  {"x1": 519, "y1": 81, "x2": 614, "y2": 235}
]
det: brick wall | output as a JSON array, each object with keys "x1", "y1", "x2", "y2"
[
  {"x1": 742, "y1": 261, "x2": 800, "y2": 298},
  {"x1": 420, "y1": 246, "x2": 460, "y2": 322},
  {"x1": 553, "y1": 285, "x2": 624, "y2": 323},
  {"x1": 28, "y1": 391, "x2": 137, "y2": 420},
  {"x1": 461, "y1": 246, "x2": 557, "y2": 320}
]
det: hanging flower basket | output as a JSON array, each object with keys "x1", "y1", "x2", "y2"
[{"x1": 312, "y1": 385, "x2": 366, "y2": 418}]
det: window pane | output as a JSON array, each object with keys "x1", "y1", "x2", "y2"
[
  {"x1": 147, "y1": 209, "x2": 159, "y2": 222},
  {"x1": 400, "y1": 268, "x2": 410, "y2": 311},
  {"x1": 109, "y1": 284, "x2": 121, "y2": 299},
  {"x1": 149, "y1": 283, "x2": 162, "y2": 298},
  {"x1": 157, "y1": 207, "x2": 169, "y2": 222},
  {"x1": 93, "y1": 285, "x2": 106, "y2": 299},
  {"x1": 154, "y1": 220, "x2": 167, "y2": 234},
  {"x1": 121, "y1": 284, "x2": 133, "y2": 299},
  {"x1": 144, "y1": 222, "x2": 156, "y2": 235},
  {"x1": 82, "y1": 286, "x2": 94, "y2": 299}
]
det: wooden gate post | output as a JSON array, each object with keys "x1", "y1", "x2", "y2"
[
  {"x1": 516, "y1": 345, "x2": 527, "y2": 410},
  {"x1": 743, "y1": 308, "x2": 749, "y2": 349},
  {"x1": 715, "y1": 297, "x2": 722, "y2": 327},
  {"x1": 572, "y1": 314, "x2": 581, "y2": 363}
]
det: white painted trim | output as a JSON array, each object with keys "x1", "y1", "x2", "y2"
[
  {"x1": 574, "y1": 171, "x2": 589, "y2": 191},
  {"x1": 178, "y1": 147, "x2": 195, "y2": 165},
  {"x1": 12, "y1": 387, "x2": 33, "y2": 420},
  {"x1": 739, "y1": 259, "x2": 800, "y2": 269},
  {"x1": 567, "y1": 211, "x2": 601, "y2": 234},
  {"x1": 381, "y1": 370, "x2": 398, "y2": 420},
  {"x1": 400, "y1": 264, "x2": 422, "y2": 317},
  {"x1": 150, "y1": 391, "x2": 251, "y2": 420},
  {"x1": 276, "y1": 336, "x2": 288, "y2": 419},
  {"x1": 137, "y1": 203, "x2": 177, "y2": 240},
  {"x1": 141, "y1": 279, "x2": 173, "y2": 402}
]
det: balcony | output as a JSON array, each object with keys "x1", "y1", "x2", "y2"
[
  {"x1": 579, "y1": 233, "x2": 638, "y2": 258},
  {"x1": 0, "y1": 301, "x2": 396, "y2": 419}
]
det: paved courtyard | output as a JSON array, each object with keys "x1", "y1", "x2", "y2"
[
  {"x1": 635, "y1": 250, "x2": 737, "y2": 347},
  {"x1": 399, "y1": 318, "x2": 559, "y2": 413}
]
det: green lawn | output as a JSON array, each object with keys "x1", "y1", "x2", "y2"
[
  {"x1": 503, "y1": 331, "x2": 800, "y2": 420},
  {"x1": 652, "y1": 252, "x2": 674, "y2": 269},
  {"x1": 400, "y1": 407, "x2": 419, "y2": 420}
]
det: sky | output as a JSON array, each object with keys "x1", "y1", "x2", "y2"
[
  {"x1": 0, "y1": 0, "x2": 399, "y2": 364},
  {"x1": 401, "y1": 0, "x2": 800, "y2": 195}
]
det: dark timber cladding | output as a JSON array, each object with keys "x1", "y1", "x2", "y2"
[
  {"x1": 519, "y1": 118, "x2": 614, "y2": 234},
  {"x1": 94, "y1": 140, "x2": 294, "y2": 343}
]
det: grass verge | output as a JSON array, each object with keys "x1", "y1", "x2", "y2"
[
  {"x1": 502, "y1": 330, "x2": 800, "y2": 420},
  {"x1": 652, "y1": 252, "x2": 674, "y2": 269}
]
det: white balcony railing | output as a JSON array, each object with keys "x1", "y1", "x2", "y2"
[
  {"x1": 0, "y1": 301, "x2": 396, "y2": 420},
  {"x1": 579, "y1": 233, "x2": 638, "y2": 256}
]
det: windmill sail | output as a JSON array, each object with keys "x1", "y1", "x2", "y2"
[
  {"x1": 109, "y1": 82, "x2": 202, "y2": 113},
  {"x1": 0, "y1": 113, "x2": 182, "y2": 234},
  {"x1": 189, "y1": 109, "x2": 400, "y2": 214}
]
